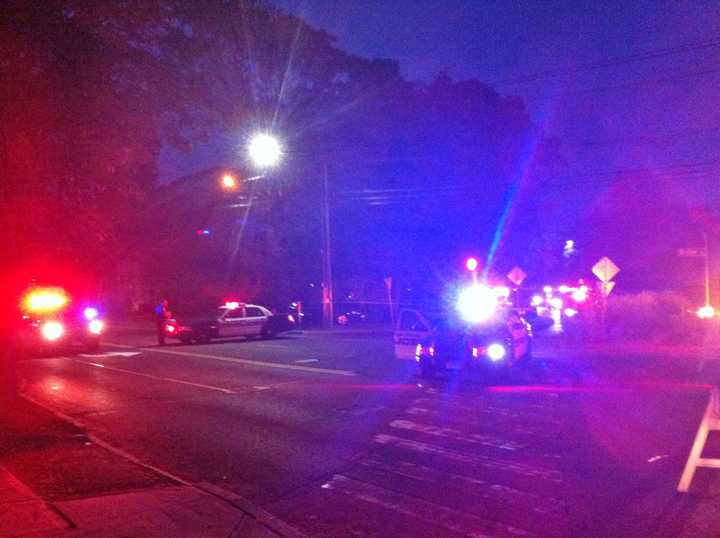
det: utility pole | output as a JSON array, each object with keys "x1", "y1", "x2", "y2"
[
  {"x1": 704, "y1": 232, "x2": 711, "y2": 307},
  {"x1": 321, "y1": 164, "x2": 334, "y2": 328}
]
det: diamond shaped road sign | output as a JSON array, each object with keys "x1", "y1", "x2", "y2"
[
  {"x1": 507, "y1": 266, "x2": 527, "y2": 286},
  {"x1": 592, "y1": 256, "x2": 620, "y2": 283}
]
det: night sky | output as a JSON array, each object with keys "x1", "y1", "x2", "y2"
[{"x1": 163, "y1": 0, "x2": 720, "y2": 207}]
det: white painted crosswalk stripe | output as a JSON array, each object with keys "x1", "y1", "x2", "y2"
[
  {"x1": 389, "y1": 419, "x2": 527, "y2": 451},
  {"x1": 373, "y1": 433, "x2": 563, "y2": 482},
  {"x1": 323, "y1": 474, "x2": 535, "y2": 537},
  {"x1": 358, "y1": 457, "x2": 565, "y2": 516}
]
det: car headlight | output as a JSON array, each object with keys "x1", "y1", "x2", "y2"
[
  {"x1": 41, "y1": 321, "x2": 65, "y2": 341},
  {"x1": 487, "y1": 343, "x2": 506, "y2": 361},
  {"x1": 84, "y1": 307, "x2": 99, "y2": 320},
  {"x1": 88, "y1": 319, "x2": 104, "y2": 335}
]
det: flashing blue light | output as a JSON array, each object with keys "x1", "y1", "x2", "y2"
[
  {"x1": 456, "y1": 285, "x2": 498, "y2": 323},
  {"x1": 196, "y1": 229, "x2": 211, "y2": 235}
]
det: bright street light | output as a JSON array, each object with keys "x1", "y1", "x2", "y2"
[
  {"x1": 221, "y1": 173, "x2": 238, "y2": 190},
  {"x1": 697, "y1": 305, "x2": 715, "y2": 319},
  {"x1": 248, "y1": 133, "x2": 282, "y2": 168}
]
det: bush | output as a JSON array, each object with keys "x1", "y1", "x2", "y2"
[{"x1": 560, "y1": 290, "x2": 705, "y2": 343}]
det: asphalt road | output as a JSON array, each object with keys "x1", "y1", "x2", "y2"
[{"x1": 15, "y1": 328, "x2": 718, "y2": 537}]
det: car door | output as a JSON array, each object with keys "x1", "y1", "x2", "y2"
[
  {"x1": 394, "y1": 309, "x2": 431, "y2": 360},
  {"x1": 242, "y1": 306, "x2": 268, "y2": 336},
  {"x1": 217, "y1": 307, "x2": 244, "y2": 337}
]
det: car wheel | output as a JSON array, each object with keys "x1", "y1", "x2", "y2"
[
  {"x1": 262, "y1": 327, "x2": 276, "y2": 339},
  {"x1": 197, "y1": 332, "x2": 210, "y2": 344},
  {"x1": 179, "y1": 335, "x2": 193, "y2": 345}
]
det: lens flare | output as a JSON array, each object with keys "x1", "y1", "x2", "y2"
[
  {"x1": 487, "y1": 343, "x2": 506, "y2": 361},
  {"x1": 88, "y1": 319, "x2": 104, "y2": 335},
  {"x1": 41, "y1": 321, "x2": 64, "y2": 341},
  {"x1": 24, "y1": 288, "x2": 68, "y2": 313},
  {"x1": 456, "y1": 285, "x2": 498, "y2": 323}
]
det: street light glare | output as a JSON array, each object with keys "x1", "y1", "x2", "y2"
[
  {"x1": 221, "y1": 173, "x2": 238, "y2": 190},
  {"x1": 248, "y1": 134, "x2": 281, "y2": 168}
]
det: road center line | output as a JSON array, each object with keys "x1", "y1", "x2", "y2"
[
  {"x1": 105, "y1": 342, "x2": 357, "y2": 377},
  {"x1": 64, "y1": 357, "x2": 235, "y2": 394}
]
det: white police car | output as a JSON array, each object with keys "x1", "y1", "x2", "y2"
[
  {"x1": 394, "y1": 284, "x2": 532, "y2": 378},
  {"x1": 165, "y1": 302, "x2": 295, "y2": 344}
]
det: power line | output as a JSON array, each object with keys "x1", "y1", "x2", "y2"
[{"x1": 491, "y1": 37, "x2": 720, "y2": 87}]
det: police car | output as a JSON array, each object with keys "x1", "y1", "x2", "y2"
[
  {"x1": 14, "y1": 285, "x2": 105, "y2": 353},
  {"x1": 165, "y1": 302, "x2": 295, "y2": 344},
  {"x1": 394, "y1": 284, "x2": 532, "y2": 378}
]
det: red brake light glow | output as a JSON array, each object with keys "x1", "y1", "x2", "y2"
[{"x1": 24, "y1": 288, "x2": 68, "y2": 313}]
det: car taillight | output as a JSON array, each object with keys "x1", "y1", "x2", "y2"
[
  {"x1": 165, "y1": 323, "x2": 176, "y2": 333},
  {"x1": 41, "y1": 321, "x2": 64, "y2": 341},
  {"x1": 88, "y1": 319, "x2": 104, "y2": 335}
]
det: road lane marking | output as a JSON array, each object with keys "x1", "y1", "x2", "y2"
[
  {"x1": 79, "y1": 351, "x2": 141, "y2": 358},
  {"x1": 357, "y1": 458, "x2": 566, "y2": 516},
  {"x1": 294, "y1": 359, "x2": 319, "y2": 364},
  {"x1": 65, "y1": 358, "x2": 235, "y2": 394},
  {"x1": 105, "y1": 342, "x2": 357, "y2": 377},
  {"x1": 373, "y1": 433, "x2": 562, "y2": 482},
  {"x1": 389, "y1": 419, "x2": 526, "y2": 451},
  {"x1": 322, "y1": 474, "x2": 533, "y2": 537}
]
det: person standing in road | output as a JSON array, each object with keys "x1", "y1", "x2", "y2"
[{"x1": 154, "y1": 298, "x2": 172, "y2": 345}]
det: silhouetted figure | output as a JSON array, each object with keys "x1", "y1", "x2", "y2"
[{"x1": 154, "y1": 299, "x2": 172, "y2": 345}]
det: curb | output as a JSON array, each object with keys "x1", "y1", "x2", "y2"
[{"x1": 19, "y1": 393, "x2": 307, "y2": 538}]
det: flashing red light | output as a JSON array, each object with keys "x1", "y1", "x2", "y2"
[
  {"x1": 24, "y1": 288, "x2": 68, "y2": 313},
  {"x1": 465, "y1": 257, "x2": 479, "y2": 272}
]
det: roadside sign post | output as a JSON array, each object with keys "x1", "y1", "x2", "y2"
[
  {"x1": 592, "y1": 257, "x2": 620, "y2": 332},
  {"x1": 384, "y1": 277, "x2": 394, "y2": 325},
  {"x1": 507, "y1": 267, "x2": 527, "y2": 306},
  {"x1": 507, "y1": 266, "x2": 527, "y2": 287}
]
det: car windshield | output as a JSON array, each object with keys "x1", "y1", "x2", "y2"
[{"x1": 3, "y1": 2, "x2": 717, "y2": 537}]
